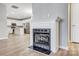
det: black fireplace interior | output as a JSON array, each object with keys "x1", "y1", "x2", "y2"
[{"x1": 33, "y1": 28, "x2": 51, "y2": 55}]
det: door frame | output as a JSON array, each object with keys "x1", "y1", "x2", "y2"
[
  {"x1": 70, "y1": 3, "x2": 73, "y2": 42},
  {"x1": 68, "y1": 3, "x2": 72, "y2": 43}
]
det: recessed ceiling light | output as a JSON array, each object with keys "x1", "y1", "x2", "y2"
[{"x1": 11, "y1": 5, "x2": 19, "y2": 9}]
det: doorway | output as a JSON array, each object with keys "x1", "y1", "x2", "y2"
[{"x1": 68, "y1": 3, "x2": 79, "y2": 56}]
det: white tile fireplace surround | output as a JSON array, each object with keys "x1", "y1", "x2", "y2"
[{"x1": 30, "y1": 21, "x2": 58, "y2": 53}]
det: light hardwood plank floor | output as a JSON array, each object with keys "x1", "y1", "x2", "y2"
[
  {"x1": 68, "y1": 41, "x2": 79, "y2": 56},
  {"x1": 0, "y1": 34, "x2": 78, "y2": 56}
]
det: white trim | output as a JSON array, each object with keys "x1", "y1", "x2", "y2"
[
  {"x1": 0, "y1": 37, "x2": 8, "y2": 40},
  {"x1": 51, "y1": 49, "x2": 59, "y2": 53},
  {"x1": 60, "y1": 46, "x2": 68, "y2": 50},
  {"x1": 71, "y1": 41, "x2": 79, "y2": 43}
]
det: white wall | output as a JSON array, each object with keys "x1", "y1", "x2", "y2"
[
  {"x1": 0, "y1": 4, "x2": 8, "y2": 39},
  {"x1": 31, "y1": 3, "x2": 68, "y2": 52}
]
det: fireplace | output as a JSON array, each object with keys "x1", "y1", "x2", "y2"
[{"x1": 33, "y1": 28, "x2": 51, "y2": 54}]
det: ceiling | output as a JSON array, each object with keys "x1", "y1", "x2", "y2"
[{"x1": 4, "y1": 3, "x2": 32, "y2": 20}]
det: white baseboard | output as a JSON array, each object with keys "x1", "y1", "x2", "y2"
[
  {"x1": 71, "y1": 39, "x2": 79, "y2": 43},
  {"x1": 60, "y1": 46, "x2": 68, "y2": 50},
  {"x1": 52, "y1": 48, "x2": 59, "y2": 53},
  {"x1": 0, "y1": 37, "x2": 8, "y2": 40},
  {"x1": 52, "y1": 50, "x2": 58, "y2": 53}
]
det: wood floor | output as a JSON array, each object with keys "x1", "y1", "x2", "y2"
[
  {"x1": 68, "y1": 41, "x2": 79, "y2": 56},
  {"x1": 0, "y1": 34, "x2": 78, "y2": 56}
]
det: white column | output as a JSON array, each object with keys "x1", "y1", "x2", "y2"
[{"x1": 19, "y1": 27, "x2": 24, "y2": 35}]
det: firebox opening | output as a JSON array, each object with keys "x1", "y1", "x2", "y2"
[{"x1": 33, "y1": 28, "x2": 51, "y2": 55}]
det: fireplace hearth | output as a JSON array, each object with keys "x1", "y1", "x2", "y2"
[{"x1": 33, "y1": 28, "x2": 51, "y2": 54}]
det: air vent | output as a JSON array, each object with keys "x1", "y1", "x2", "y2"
[{"x1": 11, "y1": 5, "x2": 19, "y2": 9}]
